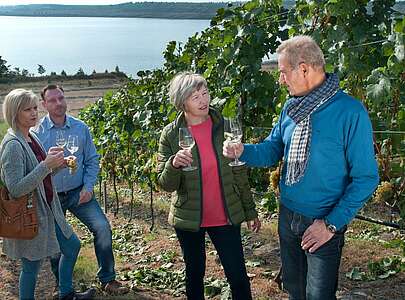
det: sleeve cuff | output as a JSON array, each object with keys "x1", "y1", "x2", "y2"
[
  {"x1": 325, "y1": 213, "x2": 346, "y2": 231},
  {"x1": 240, "y1": 146, "x2": 248, "y2": 161},
  {"x1": 165, "y1": 156, "x2": 182, "y2": 174},
  {"x1": 83, "y1": 185, "x2": 94, "y2": 193},
  {"x1": 40, "y1": 161, "x2": 53, "y2": 175}
]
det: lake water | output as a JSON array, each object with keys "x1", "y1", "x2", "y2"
[{"x1": 0, "y1": 16, "x2": 210, "y2": 76}]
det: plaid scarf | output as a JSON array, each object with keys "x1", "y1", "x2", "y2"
[{"x1": 285, "y1": 73, "x2": 340, "y2": 186}]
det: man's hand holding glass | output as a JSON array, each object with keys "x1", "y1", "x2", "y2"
[{"x1": 223, "y1": 139, "x2": 244, "y2": 161}]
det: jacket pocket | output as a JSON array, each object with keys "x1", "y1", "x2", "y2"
[{"x1": 174, "y1": 193, "x2": 188, "y2": 208}]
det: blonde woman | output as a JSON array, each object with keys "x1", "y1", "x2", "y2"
[{"x1": 0, "y1": 89, "x2": 94, "y2": 300}]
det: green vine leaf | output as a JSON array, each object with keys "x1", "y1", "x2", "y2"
[{"x1": 366, "y1": 69, "x2": 391, "y2": 105}]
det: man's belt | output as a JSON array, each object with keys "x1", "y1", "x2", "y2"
[{"x1": 57, "y1": 185, "x2": 83, "y2": 197}]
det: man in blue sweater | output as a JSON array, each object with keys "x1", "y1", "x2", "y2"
[{"x1": 223, "y1": 36, "x2": 379, "y2": 300}]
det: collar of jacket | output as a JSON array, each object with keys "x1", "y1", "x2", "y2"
[{"x1": 173, "y1": 107, "x2": 222, "y2": 131}]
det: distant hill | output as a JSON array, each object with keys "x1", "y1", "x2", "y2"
[
  {"x1": 0, "y1": 1, "x2": 296, "y2": 19},
  {"x1": 1, "y1": 1, "x2": 399, "y2": 20},
  {"x1": 0, "y1": 2, "x2": 238, "y2": 19}
]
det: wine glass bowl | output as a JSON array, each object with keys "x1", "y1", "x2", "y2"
[
  {"x1": 66, "y1": 135, "x2": 79, "y2": 156},
  {"x1": 55, "y1": 130, "x2": 66, "y2": 148},
  {"x1": 178, "y1": 127, "x2": 197, "y2": 171},
  {"x1": 224, "y1": 117, "x2": 246, "y2": 167}
]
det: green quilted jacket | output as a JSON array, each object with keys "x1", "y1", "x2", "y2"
[{"x1": 157, "y1": 108, "x2": 258, "y2": 232}]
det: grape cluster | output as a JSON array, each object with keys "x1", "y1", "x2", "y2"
[
  {"x1": 373, "y1": 181, "x2": 394, "y2": 204},
  {"x1": 269, "y1": 167, "x2": 280, "y2": 193}
]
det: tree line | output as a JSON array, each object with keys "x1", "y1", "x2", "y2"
[{"x1": 0, "y1": 58, "x2": 127, "y2": 83}]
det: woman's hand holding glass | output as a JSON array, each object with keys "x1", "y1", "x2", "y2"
[
  {"x1": 44, "y1": 147, "x2": 65, "y2": 171},
  {"x1": 174, "y1": 127, "x2": 197, "y2": 171},
  {"x1": 172, "y1": 148, "x2": 194, "y2": 169}
]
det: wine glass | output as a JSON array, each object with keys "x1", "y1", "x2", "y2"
[
  {"x1": 66, "y1": 135, "x2": 79, "y2": 156},
  {"x1": 178, "y1": 127, "x2": 197, "y2": 171},
  {"x1": 55, "y1": 130, "x2": 66, "y2": 148},
  {"x1": 224, "y1": 117, "x2": 246, "y2": 166}
]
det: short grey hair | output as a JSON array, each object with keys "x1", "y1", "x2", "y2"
[
  {"x1": 276, "y1": 35, "x2": 325, "y2": 70},
  {"x1": 3, "y1": 88, "x2": 39, "y2": 131},
  {"x1": 169, "y1": 72, "x2": 208, "y2": 111}
]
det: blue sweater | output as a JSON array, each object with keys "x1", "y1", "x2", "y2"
[{"x1": 241, "y1": 90, "x2": 379, "y2": 230}]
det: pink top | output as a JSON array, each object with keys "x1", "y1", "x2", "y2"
[{"x1": 190, "y1": 117, "x2": 228, "y2": 227}]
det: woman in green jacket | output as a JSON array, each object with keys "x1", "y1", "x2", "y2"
[{"x1": 157, "y1": 72, "x2": 261, "y2": 300}]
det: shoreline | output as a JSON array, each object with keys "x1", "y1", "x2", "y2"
[{"x1": 0, "y1": 14, "x2": 212, "y2": 20}]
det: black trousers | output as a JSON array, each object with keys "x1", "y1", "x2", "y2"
[{"x1": 175, "y1": 225, "x2": 252, "y2": 300}]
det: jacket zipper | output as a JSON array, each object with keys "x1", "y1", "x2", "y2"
[
  {"x1": 194, "y1": 142, "x2": 204, "y2": 228},
  {"x1": 212, "y1": 120, "x2": 232, "y2": 225}
]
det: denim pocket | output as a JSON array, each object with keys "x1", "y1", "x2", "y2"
[{"x1": 291, "y1": 212, "x2": 314, "y2": 236}]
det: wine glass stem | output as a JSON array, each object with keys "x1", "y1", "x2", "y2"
[{"x1": 233, "y1": 145, "x2": 239, "y2": 164}]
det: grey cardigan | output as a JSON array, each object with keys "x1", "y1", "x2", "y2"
[{"x1": 0, "y1": 129, "x2": 73, "y2": 260}]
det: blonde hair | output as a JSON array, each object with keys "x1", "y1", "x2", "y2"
[
  {"x1": 3, "y1": 89, "x2": 39, "y2": 131},
  {"x1": 169, "y1": 72, "x2": 208, "y2": 111},
  {"x1": 276, "y1": 35, "x2": 325, "y2": 70}
]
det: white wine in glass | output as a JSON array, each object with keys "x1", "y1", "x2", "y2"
[
  {"x1": 178, "y1": 127, "x2": 197, "y2": 171},
  {"x1": 55, "y1": 130, "x2": 66, "y2": 148},
  {"x1": 67, "y1": 135, "x2": 79, "y2": 156},
  {"x1": 224, "y1": 117, "x2": 246, "y2": 166}
]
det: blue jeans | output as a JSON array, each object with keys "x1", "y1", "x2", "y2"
[
  {"x1": 278, "y1": 204, "x2": 345, "y2": 300},
  {"x1": 175, "y1": 225, "x2": 252, "y2": 300},
  {"x1": 51, "y1": 185, "x2": 115, "y2": 284},
  {"x1": 20, "y1": 223, "x2": 80, "y2": 300}
]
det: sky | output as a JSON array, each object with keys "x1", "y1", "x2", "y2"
[{"x1": 0, "y1": 0, "x2": 242, "y2": 5}]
